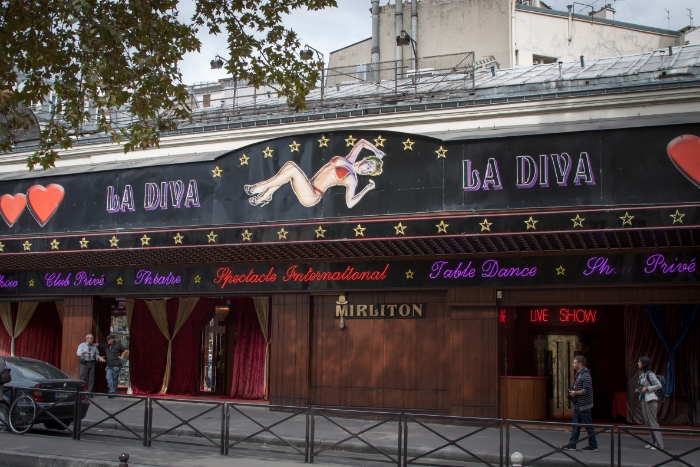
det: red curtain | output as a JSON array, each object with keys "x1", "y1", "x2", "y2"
[
  {"x1": 229, "y1": 297, "x2": 266, "y2": 400},
  {"x1": 0, "y1": 302, "x2": 62, "y2": 367},
  {"x1": 130, "y1": 298, "x2": 217, "y2": 396}
]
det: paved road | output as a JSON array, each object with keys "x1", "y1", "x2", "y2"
[{"x1": 13, "y1": 394, "x2": 699, "y2": 467}]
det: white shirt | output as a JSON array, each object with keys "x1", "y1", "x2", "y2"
[{"x1": 77, "y1": 342, "x2": 99, "y2": 361}]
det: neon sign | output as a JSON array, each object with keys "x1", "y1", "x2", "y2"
[
  {"x1": 44, "y1": 271, "x2": 105, "y2": 287},
  {"x1": 430, "y1": 260, "x2": 537, "y2": 279},
  {"x1": 0, "y1": 275, "x2": 18, "y2": 288},
  {"x1": 214, "y1": 267, "x2": 277, "y2": 288},
  {"x1": 282, "y1": 264, "x2": 389, "y2": 282},
  {"x1": 530, "y1": 308, "x2": 597, "y2": 324},
  {"x1": 133, "y1": 270, "x2": 182, "y2": 285}
]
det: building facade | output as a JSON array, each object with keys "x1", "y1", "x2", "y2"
[{"x1": 1, "y1": 45, "x2": 700, "y2": 424}]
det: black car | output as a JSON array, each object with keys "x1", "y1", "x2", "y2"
[{"x1": 0, "y1": 357, "x2": 90, "y2": 430}]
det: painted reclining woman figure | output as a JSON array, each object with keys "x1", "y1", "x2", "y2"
[{"x1": 245, "y1": 139, "x2": 385, "y2": 208}]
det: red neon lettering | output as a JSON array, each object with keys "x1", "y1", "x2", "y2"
[
  {"x1": 282, "y1": 264, "x2": 389, "y2": 282},
  {"x1": 558, "y1": 308, "x2": 597, "y2": 323},
  {"x1": 499, "y1": 309, "x2": 506, "y2": 323},
  {"x1": 214, "y1": 267, "x2": 277, "y2": 289},
  {"x1": 530, "y1": 309, "x2": 548, "y2": 322}
]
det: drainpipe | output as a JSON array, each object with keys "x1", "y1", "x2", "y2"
[
  {"x1": 567, "y1": 5, "x2": 573, "y2": 42},
  {"x1": 371, "y1": 0, "x2": 380, "y2": 82},
  {"x1": 411, "y1": 0, "x2": 418, "y2": 69},
  {"x1": 395, "y1": 0, "x2": 403, "y2": 76}
]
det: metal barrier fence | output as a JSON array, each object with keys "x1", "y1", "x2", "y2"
[
  {"x1": 4, "y1": 389, "x2": 700, "y2": 467},
  {"x1": 506, "y1": 420, "x2": 614, "y2": 467},
  {"x1": 617, "y1": 425, "x2": 700, "y2": 467}
]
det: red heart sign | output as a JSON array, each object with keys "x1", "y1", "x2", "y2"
[
  {"x1": 0, "y1": 193, "x2": 28, "y2": 228},
  {"x1": 27, "y1": 184, "x2": 65, "y2": 227},
  {"x1": 668, "y1": 134, "x2": 700, "y2": 188}
]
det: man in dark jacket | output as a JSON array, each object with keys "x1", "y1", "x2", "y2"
[
  {"x1": 564, "y1": 355, "x2": 598, "y2": 452},
  {"x1": 98, "y1": 334, "x2": 128, "y2": 396}
]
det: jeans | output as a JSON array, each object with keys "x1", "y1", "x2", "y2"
[
  {"x1": 568, "y1": 405, "x2": 598, "y2": 449},
  {"x1": 105, "y1": 366, "x2": 121, "y2": 394}
]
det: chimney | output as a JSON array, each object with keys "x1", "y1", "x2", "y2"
[
  {"x1": 592, "y1": 4, "x2": 615, "y2": 20},
  {"x1": 395, "y1": 0, "x2": 404, "y2": 66},
  {"x1": 411, "y1": 0, "x2": 418, "y2": 57},
  {"x1": 371, "y1": 0, "x2": 380, "y2": 79}
]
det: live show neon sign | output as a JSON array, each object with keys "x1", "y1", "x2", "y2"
[{"x1": 530, "y1": 308, "x2": 597, "y2": 324}]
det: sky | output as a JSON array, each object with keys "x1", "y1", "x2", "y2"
[{"x1": 178, "y1": 0, "x2": 698, "y2": 85}]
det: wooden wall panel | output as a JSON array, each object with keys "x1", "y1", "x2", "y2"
[
  {"x1": 499, "y1": 284, "x2": 700, "y2": 306},
  {"x1": 60, "y1": 296, "x2": 94, "y2": 379},
  {"x1": 269, "y1": 294, "x2": 310, "y2": 407},
  {"x1": 309, "y1": 291, "x2": 449, "y2": 412}
]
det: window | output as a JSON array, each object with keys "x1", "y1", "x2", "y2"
[
  {"x1": 10, "y1": 361, "x2": 68, "y2": 380},
  {"x1": 203, "y1": 94, "x2": 211, "y2": 108},
  {"x1": 533, "y1": 55, "x2": 558, "y2": 65}
]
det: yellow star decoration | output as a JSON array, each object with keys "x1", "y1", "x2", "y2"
[
  {"x1": 239, "y1": 154, "x2": 250, "y2": 166},
  {"x1": 29, "y1": 279, "x2": 35, "y2": 287},
  {"x1": 374, "y1": 135, "x2": 386, "y2": 147},
  {"x1": 436, "y1": 220, "x2": 449, "y2": 234},
  {"x1": 406, "y1": 270, "x2": 415, "y2": 279},
  {"x1": 571, "y1": 214, "x2": 585, "y2": 228},
  {"x1": 207, "y1": 231, "x2": 218, "y2": 243},
  {"x1": 212, "y1": 166, "x2": 223, "y2": 178},
  {"x1": 315, "y1": 226, "x2": 327, "y2": 239},
  {"x1": 670, "y1": 209, "x2": 685, "y2": 225},
  {"x1": 620, "y1": 212, "x2": 634, "y2": 227},
  {"x1": 403, "y1": 138, "x2": 415, "y2": 151},
  {"x1": 79, "y1": 237, "x2": 89, "y2": 249},
  {"x1": 556, "y1": 266, "x2": 566, "y2": 276},
  {"x1": 289, "y1": 141, "x2": 301, "y2": 153},
  {"x1": 0, "y1": 241, "x2": 4, "y2": 252},
  {"x1": 318, "y1": 135, "x2": 330, "y2": 148},
  {"x1": 174, "y1": 233, "x2": 184, "y2": 244},
  {"x1": 479, "y1": 218, "x2": 493, "y2": 232},
  {"x1": 345, "y1": 135, "x2": 357, "y2": 147},
  {"x1": 263, "y1": 146, "x2": 274, "y2": 158},
  {"x1": 525, "y1": 216, "x2": 538, "y2": 230},
  {"x1": 241, "y1": 229, "x2": 253, "y2": 242},
  {"x1": 22, "y1": 240, "x2": 32, "y2": 251},
  {"x1": 140, "y1": 234, "x2": 151, "y2": 246},
  {"x1": 109, "y1": 236, "x2": 119, "y2": 248},
  {"x1": 354, "y1": 224, "x2": 366, "y2": 237},
  {"x1": 50, "y1": 239, "x2": 60, "y2": 250},
  {"x1": 116, "y1": 277, "x2": 124, "y2": 285},
  {"x1": 436, "y1": 146, "x2": 448, "y2": 159},
  {"x1": 394, "y1": 222, "x2": 407, "y2": 235},
  {"x1": 194, "y1": 275, "x2": 202, "y2": 284},
  {"x1": 278, "y1": 228, "x2": 289, "y2": 240}
]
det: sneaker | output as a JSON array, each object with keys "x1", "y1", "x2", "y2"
[
  {"x1": 562, "y1": 445, "x2": 577, "y2": 451},
  {"x1": 644, "y1": 445, "x2": 652, "y2": 449},
  {"x1": 650, "y1": 447, "x2": 657, "y2": 450},
  {"x1": 581, "y1": 446, "x2": 598, "y2": 452}
]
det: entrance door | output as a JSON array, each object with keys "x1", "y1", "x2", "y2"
[{"x1": 546, "y1": 335, "x2": 579, "y2": 419}]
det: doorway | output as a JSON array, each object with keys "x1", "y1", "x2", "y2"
[{"x1": 535, "y1": 334, "x2": 579, "y2": 419}]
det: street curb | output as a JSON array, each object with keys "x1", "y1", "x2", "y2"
[{"x1": 0, "y1": 449, "x2": 115, "y2": 467}]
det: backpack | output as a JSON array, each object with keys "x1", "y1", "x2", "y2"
[
  {"x1": 646, "y1": 372, "x2": 667, "y2": 402},
  {"x1": 0, "y1": 357, "x2": 10, "y2": 384}
]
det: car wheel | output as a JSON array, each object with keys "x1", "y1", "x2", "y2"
[
  {"x1": 0, "y1": 403, "x2": 8, "y2": 432},
  {"x1": 43, "y1": 419, "x2": 72, "y2": 430}
]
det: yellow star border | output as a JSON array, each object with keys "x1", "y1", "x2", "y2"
[
  {"x1": 670, "y1": 209, "x2": 685, "y2": 225},
  {"x1": 174, "y1": 233, "x2": 184, "y2": 244},
  {"x1": 22, "y1": 240, "x2": 32, "y2": 251},
  {"x1": 374, "y1": 135, "x2": 386, "y2": 147},
  {"x1": 50, "y1": 239, "x2": 60, "y2": 250},
  {"x1": 0, "y1": 241, "x2": 5, "y2": 252},
  {"x1": 212, "y1": 166, "x2": 223, "y2": 177},
  {"x1": 278, "y1": 228, "x2": 289, "y2": 240},
  {"x1": 239, "y1": 154, "x2": 250, "y2": 166},
  {"x1": 556, "y1": 266, "x2": 566, "y2": 276},
  {"x1": 289, "y1": 141, "x2": 301, "y2": 152},
  {"x1": 479, "y1": 218, "x2": 493, "y2": 232},
  {"x1": 194, "y1": 275, "x2": 202, "y2": 284},
  {"x1": 436, "y1": 146, "x2": 448, "y2": 159},
  {"x1": 525, "y1": 216, "x2": 538, "y2": 230},
  {"x1": 436, "y1": 220, "x2": 449, "y2": 234},
  {"x1": 318, "y1": 135, "x2": 330, "y2": 148},
  {"x1": 345, "y1": 135, "x2": 357, "y2": 147},
  {"x1": 315, "y1": 226, "x2": 327, "y2": 239},
  {"x1": 620, "y1": 212, "x2": 634, "y2": 227},
  {"x1": 116, "y1": 277, "x2": 124, "y2": 285},
  {"x1": 79, "y1": 237, "x2": 89, "y2": 249},
  {"x1": 354, "y1": 224, "x2": 366, "y2": 237},
  {"x1": 571, "y1": 214, "x2": 585, "y2": 228},
  {"x1": 394, "y1": 222, "x2": 407, "y2": 235},
  {"x1": 405, "y1": 270, "x2": 415, "y2": 279},
  {"x1": 263, "y1": 146, "x2": 274, "y2": 158},
  {"x1": 403, "y1": 138, "x2": 415, "y2": 151},
  {"x1": 109, "y1": 236, "x2": 119, "y2": 248},
  {"x1": 29, "y1": 279, "x2": 35, "y2": 287},
  {"x1": 241, "y1": 230, "x2": 253, "y2": 242},
  {"x1": 207, "y1": 231, "x2": 218, "y2": 243},
  {"x1": 140, "y1": 235, "x2": 151, "y2": 246}
]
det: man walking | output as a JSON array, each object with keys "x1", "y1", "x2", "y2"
[
  {"x1": 98, "y1": 334, "x2": 128, "y2": 396},
  {"x1": 76, "y1": 334, "x2": 102, "y2": 393},
  {"x1": 564, "y1": 355, "x2": 598, "y2": 452}
]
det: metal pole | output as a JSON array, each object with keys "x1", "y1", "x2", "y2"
[
  {"x1": 397, "y1": 414, "x2": 402, "y2": 467},
  {"x1": 73, "y1": 390, "x2": 81, "y2": 440},
  {"x1": 146, "y1": 398, "x2": 153, "y2": 447},
  {"x1": 610, "y1": 427, "x2": 614, "y2": 467},
  {"x1": 500, "y1": 420, "x2": 504, "y2": 467},
  {"x1": 309, "y1": 409, "x2": 315, "y2": 463},
  {"x1": 505, "y1": 421, "x2": 510, "y2": 467},
  {"x1": 142, "y1": 398, "x2": 149, "y2": 447},
  {"x1": 320, "y1": 69, "x2": 325, "y2": 103},
  {"x1": 617, "y1": 428, "x2": 621, "y2": 467},
  {"x1": 224, "y1": 404, "x2": 230, "y2": 456},
  {"x1": 305, "y1": 407, "x2": 310, "y2": 463},
  {"x1": 220, "y1": 403, "x2": 226, "y2": 455},
  {"x1": 395, "y1": 61, "x2": 398, "y2": 97},
  {"x1": 402, "y1": 414, "x2": 408, "y2": 467}
]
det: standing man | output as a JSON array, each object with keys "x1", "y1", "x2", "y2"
[
  {"x1": 564, "y1": 355, "x2": 598, "y2": 452},
  {"x1": 76, "y1": 334, "x2": 102, "y2": 393},
  {"x1": 98, "y1": 334, "x2": 128, "y2": 397}
]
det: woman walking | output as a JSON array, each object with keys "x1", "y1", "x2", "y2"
[{"x1": 635, "y1": 356, "x2": 664, "y2": 450}]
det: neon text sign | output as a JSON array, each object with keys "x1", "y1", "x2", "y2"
[
  {"x1": 0, "y1": 275, "x2": 18, "y2": 288},
  {"x1": 530, "y1": 308, "x2": 597, "y2": 324}
]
